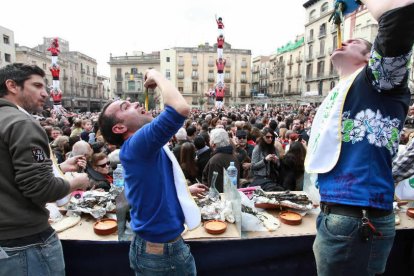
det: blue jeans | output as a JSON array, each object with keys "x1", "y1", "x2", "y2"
[
  {"x1": 313, "y1": 211, "x2": 395, "y2": 276},
  {"x1": 0, "y1": 232, "x2": 65, "y2": 276},
  {"x1": 129, "y1": 234, "x2": 196, "y2": 276}
]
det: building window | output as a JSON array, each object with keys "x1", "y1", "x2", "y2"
[
  {"x1": 177, "y1": 70, "x2": 184, "y2": 79},
  {"x1": 330, "y1": 81, "x2": 336, "y2": 89},
  {"x1": 192, "y1": 56, "x2": 198, "y2": 66},
  {"x1": 166, "y1": 57, "x2": 170, "y2": 62},
  {"x1": 43, "y1": 63, "x2": 47, "y2": 70},
  {"x1": 241, "y1": 72, "x2": 247, "y2": 82},
  {"x1": 306, "y1": 63, "x2": 313, "y2": 78},
  {"x1": 317, "y1": 61, "x2": 325, "y2": 77},
  {"x1": 4, "y1": 53, "x2": 11, "y2": 62},
  {"x1": 332, "y1": 35, "x2": 338, "y2": 51},
  {"x1": 178, "y1": 56, "x2": 184, "y2": 66},
  {"x1": 131, "y1": 68, "x2": 138, "y2": 74},
  {"x1": 178, "y1": 82, "x2": 184, "y2": 92},
  {"x1": 165, "y1": 69, "x2": 170, "y2": 79},
  {"x1": 3, "y1": 35, "x2": 10, "y2": 44},
  {"x1": 318, "y1": 81, "x2": 323, "y2": 95},
  {"x1": 309, "y1": 9, "x2": 316, "y2": 21},
  {"x1": 321, "y1": 2, "x2": 329, "y2": 13},
  {"x1": 192, "y1": 82, "x2": 197, "y2": 93},
  {"x1": 116, "y1": 82, "x2": 122, "y2": 93},
  {"x1": 309, "y1": 29, "x2": 314, "y2": 41},
  {"x1": 241, "y1": 85, "x2": 246, "y2": 96},
  {"x1": 225, "y1": 71, "x2": 230, "y2": 81},
  {"x1": 208, "y1": 70, "x2": 214, "y2": 80},
  {"x1": 319, "y1": 39, "x2": 325, "y2": 56},
  {"x1": 288, "y1": 81, "x2": 291, "y2": 93},
  {"x1": 192, "y1": 69, "x2": 198, "y2": 77},
  {"x1": 307, "y1": 84, "x2": 311, "y2": 91},
  {"x1": 319, "y1": 24, "x2": 326, "y2": 37},
  {"x1": 128, "y1": 81, "x2": 135, "y2": 91}
]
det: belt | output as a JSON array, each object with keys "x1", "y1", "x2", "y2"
[
  {"x1": 0, "y1": 227, "x2": 55, "y2": 247},
  {"x1": 320, "y1": 202, "x2": 392, "y2": 218}
]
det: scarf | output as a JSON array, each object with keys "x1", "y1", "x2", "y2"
[
  {"x1": 305, "y1": 67, "x2": 363, "y2": 173},
  {"x1": 163, "y1": 145, "x2": 201, "y2": 230}
]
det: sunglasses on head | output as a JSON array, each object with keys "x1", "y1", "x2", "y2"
[{"x1": 97, "y1": 161, "x2": 110, "y2": 168}]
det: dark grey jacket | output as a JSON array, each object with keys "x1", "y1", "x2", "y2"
[{"x1": 0, "y1": 99, "x2": 70, "y2": 240}]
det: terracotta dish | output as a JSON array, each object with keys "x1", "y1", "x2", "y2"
[
  {"x1": 204, "y1": 220, "x2": 227, "y2": 235},
  {"x1": 279, "y1": 211, "x2": 302, "y2": 225},
  {"x1": 254, "y1": 203, "x2": 280, "y2": 209},
  {"x1": 94, "y1": 218, "x2": 118, "y2": 235},
  {"x1": 406, "y1": 208, "x2": 414, "y2": 219}
]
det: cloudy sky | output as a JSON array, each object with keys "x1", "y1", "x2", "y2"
[{"x1": 1, "y1": 0, "x2": 308, "y2": 75}]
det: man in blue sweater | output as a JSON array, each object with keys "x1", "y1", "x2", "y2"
[
  {"x1": 98, "y1": 69, "x2": 199, "y2": 275},
  {"x1": 305, "y1": 0, "x2": 414, "y2": 274}
]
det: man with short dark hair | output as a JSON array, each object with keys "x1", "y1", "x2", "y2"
[
  {"x1": 98, "y1": 69, "x2": 200, "y2": 275},
  {"x1": 305, "y1": 1, "x2": 414, "y2": 274},
  {"x1": 0, "y1": 63, "x2": 89, "y2": 275}
]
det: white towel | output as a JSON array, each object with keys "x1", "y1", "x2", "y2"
[
  {"x1": 163, "y1": 145, "x2": 201, "y2": 230},
  {"x1": 305, "y1": 67, "x2": 363, "y2": 173}
]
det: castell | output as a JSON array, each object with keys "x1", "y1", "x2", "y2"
[{"x1": 47, "y1": 37, "x2": 68, "y2": 115}]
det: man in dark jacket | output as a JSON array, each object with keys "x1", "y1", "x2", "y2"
[
  {"x1": 0, "y1": 63, "x2": 89, "y2": 276},
  {"x1": 202, "y1": 128, "x2": 239, "y2": 192},
  {"x1": 194, "y1": 135, "x2": 211, "y2": 181}
]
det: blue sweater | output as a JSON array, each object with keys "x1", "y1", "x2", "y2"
[{"x1": 120, "y1": 106, "x2": 186, "y2": 243}]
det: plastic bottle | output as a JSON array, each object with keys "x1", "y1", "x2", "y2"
[
  {"x1": 227, "y1": 161, "x2": 238, "y2": 187},
  {"x1": 113, "y1": 164, "x2": 125, "y2": 187}
]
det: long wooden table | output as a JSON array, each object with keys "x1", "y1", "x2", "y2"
[{"x1": 59, "y1": 209, "x2": 414, "y2": 275}]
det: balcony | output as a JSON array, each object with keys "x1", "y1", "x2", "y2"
[
  {"x1": 178, "y1": 61, "x2": 184, "y2": 67},
  {"x1": 92, "y1": 73, "x2": 97, "y2": 77},
  {"x1": 208, "y1": 77, "x2": 215, "y2": 82},
  {"x1": 115, "y1": 75, "x2": 123, "y2": 81},
  {"x1": 295, "y1": 56, "x2": 303, "y2": 63},
  {"x1": 306, "y1": 55, "x2": 314, "y2": 62},
  {"x1": 191, "y1": 75, "x2": 199, "y2": 80},
  {"x1": 307, "y1": 36, "x2": 314, "y2": 43},
  {"x1": 177, "y1": 75, "x2": 184, "y2": 79},
  {"x1": 113, "y1": 89, "x2": 123, "y2": 94},
  {"x1": 286, "y1": 74, "x2": 293, "y2": 80},
  {"x1": 224, "y1": 78, "x2": 231, "y2": 83},
  {"x1": 192, "y1": 60, "x2": 198, "y2": 66},
  {"x1": 317, "y1": 52, "x2": 326, "y2": 59},
  {"x1": 225, "y1": 61, "x2": 231, "y2": 68},
  {"x1": 318, "y1": 31, "x2": 326, "y2": 39},
  {"x1": 287, "y1": 59, "x2": 294, "y2": 66},
  {"x1": 208, "y1": 61, "x2": 214, "y2": 67},
  {"x1": 63, "y1": 75, "x2": 68, "y2": 81},
  {"x1": 241, "y1": 79, "x2": 248, "y2": 83},
  {"x1": 81, "y1": 69, "x2": 86, "y2": 74},
  {"x1": 241, "y1": 62, "x2": 248, "y2": 68},
  {"x1": 295, "y1": 73, "x2": 302, "y2": 78},
  {"x1": 330, "y1": 25, "x2": 338, "y2": 34}
]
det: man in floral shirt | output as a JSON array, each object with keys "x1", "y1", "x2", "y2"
[{"x1": 306, "y1": 0, "x2": 414, "y2": 275}]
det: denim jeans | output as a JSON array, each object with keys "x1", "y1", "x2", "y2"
[
  {"x1": 129, "y1": 234, "x2": 196, "y2": 276},
  {"x1": 0, "y1": 232, "x2": 65, "y2": 276},
  {"x1": 313, "y1": 211, "x2": 395, "y2": 276}
]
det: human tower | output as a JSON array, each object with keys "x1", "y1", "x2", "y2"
[
  {"x1": 47, "y1": 38, "x2": 67, "y2": 115},
  {"x1": 205, "y1": 15, "x2": 226, "y2": 111}
]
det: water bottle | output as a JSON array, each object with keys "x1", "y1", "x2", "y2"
[
  {"x1": 227, "y1": 161, "x2": 238, "y2": 187},
  {"x1": 113, "y1": 164, "x2": 125, "y2": 187}
]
